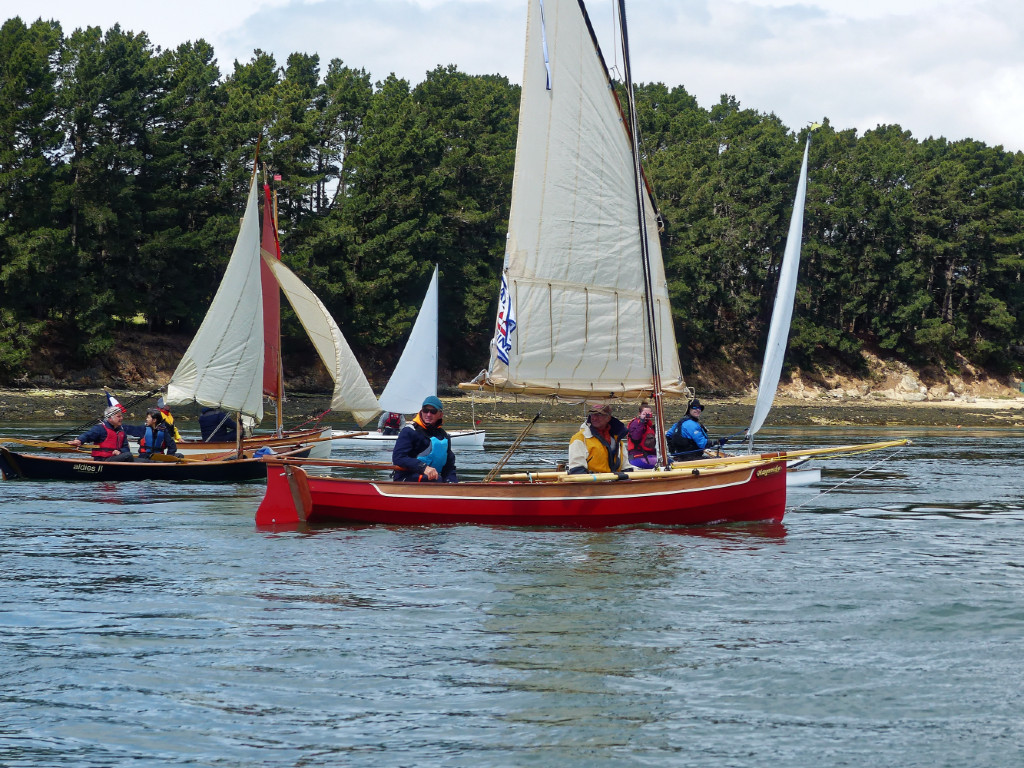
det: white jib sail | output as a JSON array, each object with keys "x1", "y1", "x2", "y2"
[
  {"x1": 166, "y1": 176, "x2": 265, "y2": 421},
  {"x1": 482, "y1": 0, "x2": 684, "y2": 398},
  {"x1": 378, "y1": 265, "x2": 439, "y2": 415},
  {"x1": 748, "y1": 136, "x2": 811, "y2": 439},
  {"x1": 262, "y1": 255, "x2": 380, "y2": 427}
]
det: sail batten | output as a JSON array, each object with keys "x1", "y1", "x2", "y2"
[{"x1": 466, "y1": 0, "x2": 685, "y2": 398}]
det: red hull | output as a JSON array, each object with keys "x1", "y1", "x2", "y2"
[{"x1": 256, "y1": 461, "x2": 787, "y2": 529}]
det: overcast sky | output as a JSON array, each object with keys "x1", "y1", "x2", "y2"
[{"x1": 7, "y1": 0, "x2": 1024, "y2": 151}]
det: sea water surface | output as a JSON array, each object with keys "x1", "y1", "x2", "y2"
[{"x1": 1, "y1": 420, "x2": 1022, "y2": 767}]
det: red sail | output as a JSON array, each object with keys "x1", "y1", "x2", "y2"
[{"x1": 260, "y1": 183, "x2": 282, "y2": 399}]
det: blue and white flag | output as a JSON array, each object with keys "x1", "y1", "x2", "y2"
[{"x1": 494, "y1": 274, "x2": 517, "y2": 365}]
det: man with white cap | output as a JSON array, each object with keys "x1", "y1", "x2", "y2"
[{"x1": 68, "y1": 405, "x2": 134, "y2": 461}]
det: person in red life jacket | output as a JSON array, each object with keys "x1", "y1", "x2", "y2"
[
  {"x1": 377, "y1": 411, "x2": 406, "y2": 436},
  {"x1": 68, "y1": 406, "x2": 134, "y2": 461},
  {"x1": 123, "y1": 408, "x2": 181, "y2": 460},
  {"x1": 391, "y1": 396, "x2": 458, "y2": 482},
  {"x1": 626, "y1": 402, "x2": 659, "y2": 469},
  {"x1": 567, "y1": 402, "x2": 630, "y2": 476}
]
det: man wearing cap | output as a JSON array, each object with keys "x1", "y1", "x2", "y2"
[
  {"x1": 667, "y1": 398, "x2": 711, "y2": 461},
  {"x1": 567, "y1": 402, "x2": 630, "y2": 475},
  {"x1": 391, "y1": 395, "x2": 458, "y2": 482},
  {"x1": 68, "y1": 406, "x2": 134, "y2": 461}
]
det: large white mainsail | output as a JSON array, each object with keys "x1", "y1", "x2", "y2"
[
  {"x1": 261, "y1": 255, "x2": 380, "y2": 426},
  {"x1": 377, "y1": 266, "x2": 440, "y2": 414},
  {"x1": 467, "y1": 0, "x2": 685, "y2": 399},
  {"x1": 747, "y1": 135, "x2": 811, "y2": 441},
  {"x1": 166, "y1": 176, "x2": 265, "y2": 420}
]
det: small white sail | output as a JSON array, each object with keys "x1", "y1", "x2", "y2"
[
  {"x1": 748, "y1": 136, "x2": 811, "y2": 439},
  {"x1": 471, "y1": 0, "x2": 685, "y2": 399},
  {"x1": 262, "y1": 255, "x2": 380, "y2": 427},
  {"x1": 166, "y1": 176, "x2": 265, "y2": 420},
  {"x1": 378, "y1": 266, "x2": 439, "y2": 414}
]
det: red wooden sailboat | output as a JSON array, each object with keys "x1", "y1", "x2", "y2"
[
  {"x1": 256, "y1": 458, "x2": 787, "y2": 528},
  {"x1": 255, "y1": 0, "x2": 792, "y2": 528}
]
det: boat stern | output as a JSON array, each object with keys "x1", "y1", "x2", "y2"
[{"x1": 256, "y1": 463, "x2": 312, "y2": 527}]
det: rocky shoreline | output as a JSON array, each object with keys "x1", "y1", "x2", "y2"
[{"x1": 1, "y1": 388, "x2": 1022, "y2": 429}]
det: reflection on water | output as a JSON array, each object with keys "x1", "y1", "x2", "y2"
[{"x1": 1, "y1": 421, "x2": 1023, "y2": 766}]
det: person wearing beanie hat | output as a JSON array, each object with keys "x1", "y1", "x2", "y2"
[
  {"x1": 566, "y1": 401, "x2": 630, "y2": 475},
  {"x1": 68, "y1": 405, "x2": 134, "y2": 461},
  {"x1": 391, "y1": 395, "x2": 458, "y2": 482},
  {"x1": 666, "y1": 397, "x2": 713, "y2": 461}
]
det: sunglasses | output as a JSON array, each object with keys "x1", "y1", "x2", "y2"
[{"x1": 421, "y1": 407, "x2": 439, "y2": 415}]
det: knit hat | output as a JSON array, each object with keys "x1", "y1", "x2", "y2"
[
  {"x1": 104, "y1": 405, "x2": 122, "y2": 420},
  {"x1": 587, "y1": 402, "x2": 612, "y2": 416},
  {"x1": 421, "y1": 395, "x2": 444, "y2": 412}
]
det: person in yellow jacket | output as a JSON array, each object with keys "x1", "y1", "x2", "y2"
[{"x1": 567, "y1": 402, "x2": 630, "y2": 475}]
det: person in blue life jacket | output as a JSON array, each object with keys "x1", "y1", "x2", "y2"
[
  {"x1": 123, "y1": 408, "x2": 182, "y2": 460},
  {"x1": 391, "y1": 395, "x2": 458, "y2": 483},
  {"x1": 199, "y1": 406, "x2": 238, "y2": 442},
  {"x1": 377, "y1": 411, "x2": 406, "y2": 436},
  {"x1": 68, "y1": 405, "x2": 134, "y2": 461},
  {"x1": 666, "y1": 398, "x2": 723, "y2": 461}
]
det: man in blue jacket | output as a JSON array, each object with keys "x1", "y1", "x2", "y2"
[
  {"x1": 667, "y1": 398, "x2": 712, "y2": 461},
  {"x1": 391, "y1": 396, "x2": 458, "y2": 482}
]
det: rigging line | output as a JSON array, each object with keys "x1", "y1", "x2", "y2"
[
  {"x1": 617, "y1": 0, "x2": 668, "y2": 467},
  {"x1": 50, "y1": 388, "x2": 162, "y2": 441},
  {"x1": 483, "y1": 409, "x2": 543, "y2": 482},
  {"x1": 787, "y1": 446, "x2": 908, "y2": 512}
]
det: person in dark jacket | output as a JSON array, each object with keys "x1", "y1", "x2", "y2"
[
  {"x1": 199, "y1": 407, "x2": 238, "y2": 442},
  {"x1": 123, "y1": 408, "x2": 180, "y2": 460},
  {"x1": 68, "y1": 406, "x2": 133, "y2": 461},
  {"x1": 391, "y1": 395, "x2": 458, "y2": 482}
]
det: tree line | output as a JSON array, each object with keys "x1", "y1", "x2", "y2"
[{"x1": 1, "y1": 17, "x2": 1022, "y2": 386}]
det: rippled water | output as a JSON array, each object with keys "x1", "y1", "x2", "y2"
[{"x1": 2, "y1": 421, "x2": 1023, "y2": 767}]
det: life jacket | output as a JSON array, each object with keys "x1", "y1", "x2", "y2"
[
  {"x1": 417, "y1": 436, "x2": 450, "y2": 470},
  {"x1": 570, "y1": 422, "x2": 626, "y2": 474},
  {"x1": 383, "y1": 412, "x2": 402, "y2": 430},
  {"x1": 627, "y1": 418, "x2": 657, "y2": 458},
  {"x1": 139, "y1": 426, "x2": 168, "y2": 457},
  {"x1": 92, "y1": 422, "x2": 127, "y2": 459},
  {"x1": 667, "y1": 416, "x2": 708, "y2": 457}
]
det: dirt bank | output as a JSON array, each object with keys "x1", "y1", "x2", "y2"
[{"x1": 2, "y1": 388, "x2": 1022, "y2": 429}]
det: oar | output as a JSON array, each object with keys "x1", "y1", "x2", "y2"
[
  {"x1": 267, "y1": 457, "x2": 401, "y2": 470},
  {"x1": 0, "y1": 437, "x2": 92, "y2": 454},
  {"x1": 500, "y1": 439, "x2": 912, "y2": 482}
]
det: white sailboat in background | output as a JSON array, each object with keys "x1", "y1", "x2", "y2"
[
  {"x1": 331, "y1": 266, "x2": 486, "y2": 450},
  {"x1": 742, "y1": 134, "x2": 820, "y2": 486},
  {"x1": 166, "y1": 168, "x2": 380, "y2": 458}
]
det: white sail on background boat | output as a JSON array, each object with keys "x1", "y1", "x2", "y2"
[
  {"x1": 333, "y1": 266, "x2": 485, "y2": 450},
  {"x1": 166, "y1": 172, "x2": 380, "y2": 447},
  {"x1": 741, "y1": 135, "x2": 819, "y2": 485},
  {"x1": 463, "y1": 0, "x2": 686, "y2": 400}
]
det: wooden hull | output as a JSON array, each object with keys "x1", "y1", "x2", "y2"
[
  {"x1": 330, "y1": 428, "x2": 486, "y2": 451},
  {"x1": 256, "y1": 460, "x2": 787, "y2": 528},
  {"x1": 0, "y1": 445, "x2": 311, "y2": 482}
]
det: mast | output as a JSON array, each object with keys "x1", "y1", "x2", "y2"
[
  {"x1": 616, "y1": 0, "x2": 670, "y2": 468},
  {"x1": 260, "y1": 166, "x2": 284, "y2": 436}
]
